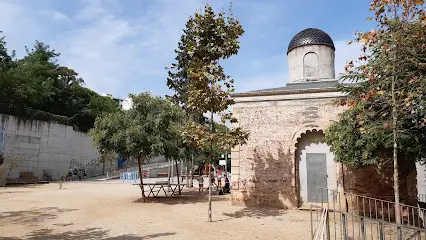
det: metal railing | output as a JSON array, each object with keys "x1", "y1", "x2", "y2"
[
  {"x1": 120, "y1": 172, "x2": 139, "y2": 182},
  {"x1": 318, "y1": 188, "x2": 426, "y2": 228},
  {"x1": 312, "y1": 206, "x2": 329, "y2": 240},
  {"x1": 311, "y1": 204, "x2": 426, "y2": 240},
  {"x1": 106, "y1": 161, "x2": 174, "y2": 180}
]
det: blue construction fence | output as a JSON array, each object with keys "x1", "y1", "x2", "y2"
[{"x1": 120, "y1": 171, "x2": 139, "y2": 182}]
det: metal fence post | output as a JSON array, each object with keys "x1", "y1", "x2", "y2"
[
  {"x1": 310, "y1": 205, "x2": 313, "y2": 240},
  {"x1": 378, "y1": 222, "x2": 384, "y2": 240},
  {"x1": 326, "y1": 210, "x2": 330, "y2": 240},
  {"x1": 342, "y1": 213, "x2": 348, "y2": 240},
  {"x1": 397, "y1": 226, "x2": 402, "y2": 240},
  {"x1": 360, "y1": 217, "x2": 366, "y2": 240}
]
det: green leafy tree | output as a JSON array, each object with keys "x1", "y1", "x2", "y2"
[
  {"x1": 90, "y1": 93, "x2": 184, "y2": 202},
  {"x1": 324, "y1": 0, "x2": 426, "y2": 224},
  {"x1": 0, "y1": 34, "x2": 118, "y2": 132},
  {"x1": 169, "y1": 4, "x2": 249, "y2": 222},
  {"x1": 3, "y1": 155, "x2": 24, "y2": 187}
]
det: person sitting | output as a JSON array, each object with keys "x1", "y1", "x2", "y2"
[{"x1": 223, "y1": 177, "x2": 230, "y2": 194}]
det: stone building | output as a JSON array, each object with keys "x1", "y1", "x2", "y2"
[{"x1": 230, "y1": 28, "x2": 423, "y2": 209}]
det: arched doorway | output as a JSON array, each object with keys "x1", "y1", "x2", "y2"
[{"x1": 295, "y1": 129, "x2": 337, "y2": 206}]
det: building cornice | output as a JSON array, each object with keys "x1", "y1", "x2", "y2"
[{"x1": 231, "y1": 88, "x2": 339, "y2": 98}]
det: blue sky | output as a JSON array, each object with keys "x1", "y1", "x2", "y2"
[{"x1": 0, "y1": 0, "x2": 373, "y2": 98}]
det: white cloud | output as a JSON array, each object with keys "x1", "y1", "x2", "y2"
[
  {"x1": 0, "y1": 0, "x2": 363, "y2": 99},
  {"x1": 0, "y1": 2, "x2": 45, "y2": 54},
  {"x1": 0, "y1": 0, "x2": 210, "y2": 97},
  {"x1": 42, "y1": 9, "x2": 72, "y2": 23},
  {"x1": 60, "y1": 0, "x2": 208, "y2": 97}
]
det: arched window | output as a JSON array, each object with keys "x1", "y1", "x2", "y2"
[{"x1": 303, "y1": 52, "x2": 319, "y2": 79}]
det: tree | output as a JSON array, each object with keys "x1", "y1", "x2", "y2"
[
  {"x1": 166, "y1": 17, "x2": 208, "y2": 187},
  {"x1": 90, "y1": 93, "x2": 184, "y2": 202},
  {"x1": 324, "y1": 0, "x2": 426, "y2": 224},
  {"x1": 3, "y1": 155, "x2": 24, "y2": 187},
  {"x1": 0, "y1": 34, "x2": 118, "y2": 132},
  {"x1": 169, "y1": 4, "x2": 249, "y2": 222}
]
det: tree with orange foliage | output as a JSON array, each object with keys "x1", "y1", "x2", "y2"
[{"x1": 324, "y1": 0, "x2": 426, "y2": 224}]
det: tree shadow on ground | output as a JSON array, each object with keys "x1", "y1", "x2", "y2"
[
  {"x1": 0, "y1": 207, "x2": 77, "y2": 226},
  {"x1": 0, "y1": 190, "x2": 31, "y2": 195},
  {"x1": 0, "y1": 228, "x2": 175, "y2": 240},
  {"x1": 3, "y1": 184, "x2": 46, "y2": 189},
  {"x1": 132, "y1": 189, "x2": 229, "y2": 205},
  {"x1": 222, "y1": 207, "x2": 287, "y2": 219}
]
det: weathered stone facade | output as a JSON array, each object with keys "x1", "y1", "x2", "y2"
[
  {"x1": 230, "y1": 27, "x2": 424, "y2": 209},
  {"x1": 231, "y1": 89, "x2": 347, "y2": 209}
]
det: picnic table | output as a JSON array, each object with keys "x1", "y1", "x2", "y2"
[{"x1": 133, "y1": 181, "x2": 185, "y2": 197}]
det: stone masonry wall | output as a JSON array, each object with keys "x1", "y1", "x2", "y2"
[{"x1": 231, "y1": 92, "x2": 346, "y2": 209}]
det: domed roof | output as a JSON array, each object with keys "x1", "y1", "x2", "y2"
[{"x1": 287, "y1": 28, "x2": 335, "y2": 54}]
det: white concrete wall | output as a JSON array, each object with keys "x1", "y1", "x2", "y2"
[
  {"x1": 0, "y1": 114, "x2": 99, "y2": 180},
  {"x1": 296, "y1": 131, "x2": 337, "y2": 204},
  {"x1": 417, "y1": 163, "x2": 426, "y2": 195},
  {"x1": 288, "y1": 45, "x2": 335, "y2": 83}
]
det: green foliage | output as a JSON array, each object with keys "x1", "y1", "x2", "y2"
[
  {"x1": 324, "y1": 1, "x2": 426, "y2": 166},
  {"x1": 90, "y1": 92, "x2": 186, "y2": 161},
  {"x1": 168, "y1": 4, "x2": 249, "y2": 162},
  {"x1": 3, "y1": 154, "x2": 24, "y2": 178},
  {"x1": 0, "y1": 32, "x2": 118, "y2": 132}
]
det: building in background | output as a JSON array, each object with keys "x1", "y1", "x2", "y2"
[{"x1": 101, "y1": 93, "x2": 133, "y2": 110}]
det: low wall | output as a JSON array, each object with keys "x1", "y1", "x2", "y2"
[{"x1": 0, "y1": 114, "x2": 100, "y2": 180}]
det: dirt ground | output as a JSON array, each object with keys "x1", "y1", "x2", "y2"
[{"x1": 0, "y1": 181, "x2": 311, "y2": 240}]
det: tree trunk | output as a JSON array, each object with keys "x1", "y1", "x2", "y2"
[
  {"x1": 208, "y1": 163, "x2": 212, "y2": 222},
  {"x1": 392, "y1": 71, "x2": 401, "y2": 224},
  {"x1": 137, "y1": 155, "x2": 146, "y2": 203},
  {"x1": 4, "y1": 169, "x2": 11, "y2": 188},
  {"x1": 168, "y1": 159, "x2": 171, "y2": 185},
  {"x1": 208, "y1": 111, "x2": 215, "y2": 222},
  {"x1": 171, "y1": 160, "x2": 174, "y2": 183},
  {"x1": 175, "y1": 160, "x2": 181, "y2": 195},
  {"x1": 102, "y1": 161, "x2": 105, "y2": 176},
  {"x1": 181, "y1": 160, "x2": 184, "y2": 183},
  {"x1": 185, "y1": 161, "x2": 190, "y2": 187},
  {"x1": 189, "y1": 154, "x2": 194, "y2": 188}
]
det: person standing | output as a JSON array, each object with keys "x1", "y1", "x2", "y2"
[
  {"x1": 72, "y1": 168, "x2": 78, "y2": 181},
  {"x1": 79, "y1": 168, "x2": 84, "y2": 181},
  {"x1": 217, "y1": 167, "x2": 223, "y2": 189},
  {"x1": 67, "y1": 169, "x2": 72, "y2": 181},
  {"x1": 223, "y1": 177, "x2": 230, "y2": 193},
  {"x1": 82, "y1": 168, "x2": 86, "y2": 181},
  {"x1": 198, "y1": 175, "x2": 204, "y2": 193}
]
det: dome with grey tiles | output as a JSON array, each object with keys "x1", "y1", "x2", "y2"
[{"x1": 287, "y1": 28, "x2": 335, "y2": 54}]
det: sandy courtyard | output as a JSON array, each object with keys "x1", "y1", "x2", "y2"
[{"x1": 0, "y1": 181, "x2": 311, "y2": 239}]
